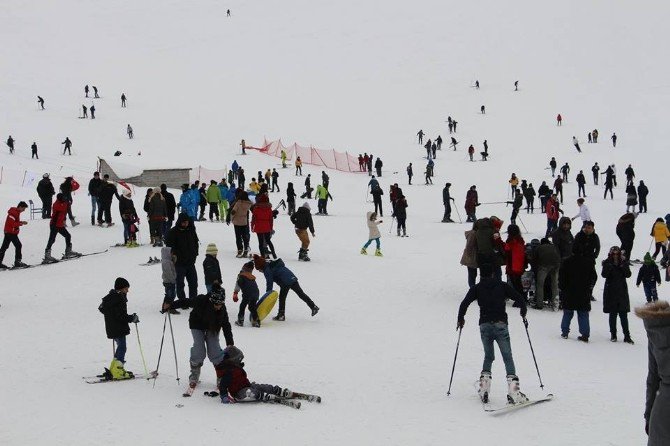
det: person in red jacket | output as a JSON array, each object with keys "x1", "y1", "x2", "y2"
[
  {"x1": 250, "y1": 194, "x2": 276, "y2": 259},
  {"x1": 504, "y1": 224, "x2": 526, "y2": 294},
  {"x1": 545, "y1": 194, "x2": 562, "y2": 237},
  {"x1": 556, "y1": 114, "x2": 562, "y2": 126},
  {"x1": 43, "y1": 193, "x2": 81, "y2": 263},
  {"x1": 0, "y1": 202, "x2": 29, "y2": 269}
]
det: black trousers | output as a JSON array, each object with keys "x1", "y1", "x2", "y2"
[
  {"x1": 209, "y1": 203, "x2": 219, "y2": 220},
  {"x1": 0, "y1": 234, "x2": 22, "y2": 263},
  {"x1": 46, "y1": 226, "x2": 71, "y2": 250},
  {"x1": 277, "y1": 281, "x2": 315, "y2": 315},
  {"x1": 373, "y1": 200, "x2": 383, "y2": 216},
  {"x1": 234, "y1": 225, "x2": 250, "y2": 251},
  {"x1": 40, "y1": 195, "x2": 52, "y2": 218},
  {"x1": 98, "y1": 201, "x2": 112, "y2": 223},
  {"x1": 238, "y1": 294, "x2": 259, "y2": 322}
]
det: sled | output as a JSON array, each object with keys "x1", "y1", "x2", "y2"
[{"x1": 255, "y1": 290, "x2": 279, "y2": 321}]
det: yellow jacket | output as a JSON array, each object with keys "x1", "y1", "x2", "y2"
[
  {"x1": 652, "y1": 222, "x2": 670, "y2": 243},
  {"x1": 249, "y1": 181, "x2": 261, "y2": 193},
  {"x1": 509, "y1": 177, "x2": 519, "y2": 186}
]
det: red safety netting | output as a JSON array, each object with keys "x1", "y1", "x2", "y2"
[{"x1": 249, "y1": 139, "x2": 366, "y2": 173}]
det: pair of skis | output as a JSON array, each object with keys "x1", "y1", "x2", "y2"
[
  {"x1": 1, "y1": 250, "x2": 108, "y2": 271},
  {"x1": 82, "y1": 370, "x2": 157, "y2": 384},
  {"x1": 199, "y1": 386, "x2": 322, "y2": 410},
  {"x1": 474, "y1": 381, "x2": 553, "y2": 412}
]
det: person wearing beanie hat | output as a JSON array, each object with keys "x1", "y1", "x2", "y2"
[
  {"x1": 0, "y1": 201, "x2": 29, "y2": 269},
  {"x1": 290, "y1": 202, "x2": 315, "y2": 261},
  {"x1": 163, "y1": 283, "x2": 234, "y2": 393},
  {"x1": 118, "y1": 187, "x2": 139, "y2": 246},
  {"x1": 36, "y1": 173, "x2": 55, "y2": 219},
  {"x1": 203, "y1": 243, "x2": 222, "y2": 293},
  {"x1": 253, "y1": 254, "x2": 319, "y2": 321},
  {"x1": 233, "y1": 261, "x2": 260, "y2": 327},
  {"x1": 637, "y1": 252, "x2": 661, "y2": 303},
  {"x1": 98, "y1": 278, "x2": 139, "y2": 380}
]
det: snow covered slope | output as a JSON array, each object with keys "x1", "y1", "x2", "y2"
[{"x1": 1, "y1": 1, "x2": 667, "y2": 444}]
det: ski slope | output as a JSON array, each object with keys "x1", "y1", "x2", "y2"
[{"x1": 1, "y1": 1, "x2": 667, "y2": 444}]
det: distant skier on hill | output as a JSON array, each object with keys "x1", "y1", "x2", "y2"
[
  {"x1": 375, "y1": 157, "x2": 383, "y2": 177},
  {"x1": 90, "y1": 104, "x2": 96, "y2": 119},
  {"x1": 121, "y1": 93, "x2": 127, "y2": 107},
  {"x1": 442, "y1": 183, "x2": 455, "y2": 222},
  {"x1": 37, "y1": 96, "x2": 45, "y2": 110},
  {"x1": 62, "y1": 137, "x2": 72, "y2": 155},
  {"x1": 82, "y1": 105, "x2": 88, "y2": 118},
  {"x1": 6, "y1": 135, "x2": 14, "y2": 154},
  {"x1": 436, "y1": 135, "x2": 443, "y2": 150},
  {"x1": 556, "y1": 114, "x2": 562, "y2": 125},
  {"x1": 93, "y1": 86, "x2": 100, "y2": 98},
  {"x1": 611, "y1": 132, "x2": 617, "y2": 147},
  {"x1": 572, "y1": 136, "x2": 581, "y2": 153},
  {"x1": 406, "y1": 163, "x2": 413, "y2": 185},
  {"x1": 549, "y1": 157, "x2": 557, "y2": 177},
  {"x1": 85, "y1": 85, "x2": 89, "y2": 98},
  {"x1": 450, "y1": 137, "x2": 458, "y2": 151},
  {"x1": 31, "y1": 142, "x2": 38, "y2": 159},
  {"x1": 514, "y1": 80, "x2": 519, "y2": 91},
  {"x1": 560, "y1": 163, "x2": 570, "y2": 183},
  {"x1": 127, "y1": 124, "x2": 134, "y2": 139},
  {"x1": 417, "y1": 129, "x2": 424, "y2": 144},
  {"x1": 592, "y1": 162, "x2": 600, "y2": 185}
]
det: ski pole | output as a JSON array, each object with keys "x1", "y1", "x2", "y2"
[
  {"x1": 135, "y1": 322, "x2": 150, "y2": 379},
  {"x1": 453, "y1": 203, "x2": 463, "y2": 224},
  {"x1": 152, "y1": 313, "x2": 168, "y2": 388},
  {"x1": 447, "y1": 326, "x2": 462, "y2": 396},
  {"x1": 522, "y1": 318, "x2": 544, "y2": 389},
  {"x1": 388, "y1": 216, "x2": 396, "y2": 234},
  {"x1": 517, "y1": 215, "x2": 528, "y2": 234},
  {"x1": 168, "y1": 312, "x2": 180, "y2": 383}
]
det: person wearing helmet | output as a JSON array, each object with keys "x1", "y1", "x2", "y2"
[{"x1": 164, "y1": 284, "x2": 234, "y2": 392}]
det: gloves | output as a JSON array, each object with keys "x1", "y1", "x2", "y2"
[
  {"x1": 522, "y1": 317, "x2": 528, "y2": 328},
  {"x1": 456, "y1": 319, "x2": 465, "y2": 329},
  {"x1": 131, "y1": 313, "x2": 140, "y2": 323},
  {"x1": 232, "y1": 292, "x2": 239, "y2": 303}
]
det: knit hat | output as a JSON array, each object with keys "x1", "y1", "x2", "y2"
[
  {"x1": 302, "y1": 202, "x2": 311, "y2": 211},
  {"x1": 43, "y1": 173, "x2": 49, "y2": 178},
  {"x1": 206, "y1": 243, "x2": 218, "y2": 256},
  {"x1": 114, "y1": 277, "x2": 130, "y2": 290},
  {"x1": 223, "y1": 346, "x2": 244, "y2": 365},
  {"x1": 242, "y1": 261, "x2": 254, "y2": 272},
  {"x1": 644, "y1": 252, "x2": 654, "y2": 265},
  {"x1": 252, "y1": 254, "x2": 266, "y2": 270}
]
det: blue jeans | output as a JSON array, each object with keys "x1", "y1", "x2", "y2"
[
  {"x1": 363, "y1": 238, "x2": 380, "y2": 249},
  {"x1": 114, "y1": 336, "x2": 127, "y2": 362},
  {"x1": 643, "y1": 282, "x2": 658, "y2": 302},
  {"x1": 163, "y1": 282, "x2": 176, "y2": 304},
  {"x1": 479, "y1": 322, "x2": 516, "y2": 376},
  {"x1": 90, "y1": 196, "x2": 99, "y2": 217},
  {"x1": 561, "y1": 310, "x2": 590, "y2": 337}
]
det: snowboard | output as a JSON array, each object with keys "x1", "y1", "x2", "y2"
[{"x1": 255, "y1": 291, "x2": 279, "y2": 321}]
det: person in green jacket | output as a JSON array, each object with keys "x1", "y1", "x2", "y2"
[
  {"x1": 206, "y1": 180, "x2": 222, "y2": 221},
  {"x1": 217, "y1": 180, "x2": 230, "y2": 221},
  {"x1": 315, "y1": 184, "x2": 333, "y2": 215}
]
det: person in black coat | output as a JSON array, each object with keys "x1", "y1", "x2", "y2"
[
  {"x1": 374, "y1": 158, "x2": 383, "y2": 177},
  {"x1": 559, "y1": 256, "x2": 592, "y2": 341},
  {"x1": 165, "y1": 212, "x2": 200, "y2": 305},
  {"x1": 233, "y1": 261, "x2": 260, "y2": 327},
  {"x1": 98, "y1": 277, "x2": 138, "y2": 379},
  {"x1": 370, "y1": 184, "x2": 384, "y2": 217},
  {"x1": 537, "y1": 181, "x2": 551, "y2": 211},
  {"x1": 97, "y1": 176, "x2": 118, "y2": 226},
  {"x1": 551, "y1": 217, "x2": 574, "y2": 261},
  {"x1": 573, "y1": 221, "x2": 600, "y2": 301},
  {"x1": 164, "y1": 285, "x2": 234, "y2": 387},
  {"x1": 638, "y1": 181, "x2": 649, "y2": 213},
  {"x1": 88, "y1": 172, "x2": 102, "y2": 225},
  {"x1": 602, "y1": 246, "x2": 633, "y2": 343},
  {"x1": 203, "y1": 243, "x2": 222, "y2": 293},
  {"x1": 160, "y1": 183, "x2": 177, "y2": 235},
  {"x1": 616, "y1": 213, "x2": 636, "y2": 260},
  {"x1": 36, "y1": 174, "x2": 55, "y2": 218},
  {"x1": 442, "y1": 183, "x2": 455, "y2": 222}
]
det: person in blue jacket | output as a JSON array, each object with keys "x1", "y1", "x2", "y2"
[
  {"x1": 252, "y1": 254, "x2": 318, "y2": 321},
  {"x1": 231, "y1": 161, "x2": 240, "y2": 181},
  {"x1": 226, "y1": 182, "x2": 237, "y2": 204},
  {"x1": 188, "y1": 184, "x2": 200, "y2": 218},
  {"x1": 178, "y1": 184, "x2": 197, "y2": 220}
]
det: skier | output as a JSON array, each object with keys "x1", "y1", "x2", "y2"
[
  {"x1": 281, "y1": 150, "x2": 288, "y2": 169},
  {"x1": 203, "y1": 243, "x2": 222, "y2": 293},
  {"x1": 637, "y1": 253, "x2": 661, "y2": 303},
  {"x1": 592, "y1": 162, "x2": 600, "y2": 185},
  {"x1": 36, "y1": 173, "x2": 55, "y2": 218},
  {"x1": 431, "y1": 142, "x2": 437, "y2": 159},
  {"x1": 442, "y1": 183, "x2": 455, "y2": 222},
  {"x1": 370, "y1": 182, "x2": 384, "y2": 216},
  {"x1": 625, "y1": 164, "x2": 635, "y2": 185},
  {"x1": 587, "y1": 132, "x2": 592, "y2": 144},
  {"x1": 0, "y1": 202, "x2": 29, "y2": 269},
  {"x1": 38, "y1": 96, "x2": 45, "y2": 110},
  {"x1": 481, "y1": 105, "x2": 485, "y2": 114},
  {"x1": 228, "y1": 190, "x2": 252, "y2": 257},
  {"x1": 514, "y1": 81, "x2": 519, "y2": 91},
  {"x1": 553, "y1": 175, "x2": 564, "y2": 204},
  {"x1": 90, "y1": 104, "x2": 96, "y2": 119},
  {"x1": 651, "y1": 218, "x2": 670, "y2": 260},
  {"x1": 457, "y1": 263, "x2": 528, "y2": 405},
  {"x1": 62, "y1": 137, "x2": 72, "y2": 155},
  {"x1": 556, "y1": 114, "x2": 562, "y2": 125},
  {"x1": 233, "y1": 261, "x2": 260, "y2": 327},
  {"x1": 315, "y1": 184, "x2": 333, "y2": 215},
  {"x1": 616, "y1": 212, "x2": 636, "y2": 260},
  {"x1": 59, "y1": 177, "x2": 79, "y2": 226},
  {"x1": 475, "y1": 80, "x2": 480, "y2": 89},
  {"x1": 31, "y1": 142, "x2": 38, "y2": 159},
  {"x1": 121, "y1": 93, "x2": 127, "y2": 107},
  {"x1": 98, "y1": 277, "x2": 139, "y2": 379},
  {"x1": 293, "y1": 157, "x2": 302, "y2": 176},
  {"x1": 559, "y1": 254, "x2": 593, "y2": 342},
  {"x1": 523, "y1": 183, "x2": 536, "y2": 213},
  {"x1": 452, "y1": 120, "x2": 458, "y2": 132},
  {"x1": 164, "y1": 284, "x2": 234, "y2": 393},
  {"x1": 394, "y1": 194, "x2": 408, "y2": 237},
  {"x1": 271, "y1": 169, "x2": 280, "y2": 192},
  {"x1": 127, "y1": 124, "x2": 134, "y2": 139},
  {"x1": 602, "y1": 246, "x2": 633, "y2": 343},
  {"x1": 611, "y1": 132, "x2": 617, "y2": 147},
  {"x1": 84, "y1": 85, "x2": 89, "y2": 98},
  {"x1": 290, "y1": 202, "x2": 315, "y2": 261},
  {"x1": 375, "y1": 157, "x2": 383, "y2": 177},
  {"x1": 82, "y1": 105, "x2": 88, "y2": 118},
  {"x1": 576, "y1": 170, "x2": 586, "y2": 197},
  {"x1": 253, "y1": 254, "x2": 319, "y2": 320},
  {"x1": 450, "y1": 136, "x2": 458, "y2": 151},
  {"x1": 43, "y1": 193, "x2": 81, "y2": 263},
  {"x1": 549, "y1": 157, "x2": 557, "y2": 177},
  {"x1": 6, "y1": 135, "x2": 14, "y2": 154},
  {"x1": 302, "y1": 175, "x2": 312, "y2": 199},
  {"x1": 226, "y1": 9, "x2": 231, "y2": 16},
  {"x1": 361, "y1": 211, "x2": 383, "y2": 256},
  {"x1": 465, "y1": 186, "x2": 479, "y2": 222},
  {"x1": 638, "y1": 181, "x2": 649, "y2": 213},
  {"x1": 436, "y1": 135, "x2": 443, "y2": 150},
  {"x1": 417, "y1": 129, "x2": 424, "y2": 144},
  {"x1": 571, "y1": 198, "x2": 591, "y2": 224},
  {"x1": 425, "y1": 159, "x2": 434, "y2": 184},
  {"x1": 506, "y1": 189, "x2": 523, "y2": 225},
  {"x1": 407, "y1": 163, "x2": 413, "y2": 185},
  {"x1": 560, "y1": 162, "x2": 570, "y2": 183},
  {"x1": 625, "y1": 184, "x2": 638, "y2": 213},
  {"x1": 545, "y1": 193, "x2": 562, "y2": 237},
  {"x1": 93, "y1": 86, "x2": 99, "y2": 98},
  {"x1": 165, "y1": 212, "x2": 200, "y2": 304},
  {"x1": 286, "y1": 182, "x2": 296, "y2": 215},
  {"x1": 468, "y1": 144, "x2": 475, "y2": 161}
]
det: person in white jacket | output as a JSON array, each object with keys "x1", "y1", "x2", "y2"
[
  {"x1": 361, "y1": 211, "x2": 383, "y2": 257},
  {"x1": 571, "y1": 198, "x2": 591, "y2": 224}
]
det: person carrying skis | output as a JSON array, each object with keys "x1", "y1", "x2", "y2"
[
  {"x1": 164, "y1": 284, "x2": 234, "y2": 393},
  {"x1": 43, "y1": 193, "x2": 81, "y2": 262},
  {"x1": 361, "y1": 211, "x2": 383, "y2": 256},
  {"x1": 253, "y1": 254, "x2": 319, "y2": 321},
  {"x1": 290, "y1": 202, "x2": 315, "y2": 261},
  {"x1": 637, "y1": 253, "x2": 661, "y2": 303},
  {"x1": 232, "y1": 261, "x2": 260, "y2": 327},
  {"x1": 98, "y1": 277, "x2": 139, "y2": 380},
  {"x1": 0, "y1": 202, "x2": 28, "y2": 269},
  {"x1": 442, "y1": 183, "x2": 455, "y2": 222},
  {"x1": 457, "y1": 263, "x2": 528, "y2": 405}
]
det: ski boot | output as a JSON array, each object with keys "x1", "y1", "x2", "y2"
[
  {"x1": 91, "y1": 216, "x2": 95, "y2": 225},
  {"x1": 610, "y1": 334, "x2": 617, "y2": 342},
  {"x1": 478, "y1": 372, "x2": 492, "y2": 404},
  {"x1": 299, "y1": 249, "x2": 311, "y2": 261},
  {"x1": 109, "y1": 359, "x2": 134, "y2": 380},
  {"x1": 242, "y1": 249, "x2": 249, "y2": 258},
  {"x1": 623, "y1": 336, "x2": 634, "y2": 344},
  {"x1": 0, "y1": 263, "x2": 8, "y2": 269},
  {"x1": 506, "y1": 375, "x2": 528, "y2": 404},
  {"x1": 375, "y1": 249, "x2": 383, "y2": 257},
  {"x1": 70, "y1": 218, "x2": 80, "y2": 227},
  {"x1": 235, "y1": 318, "x2": 244, "y2": 327},
  {"x1": 235, "y1": 250, "x2": 243, "y2": 258},
  {"x1": 189, "y1": 362, "x2": 202, "y2": 386},
  {"x1": 360, "y1": 248, "x2": 367, "y2": 255},
  {"x1": 64, "y1": 245, "x2": 82, "y2": 259},
  {"x1": 13, "y1": 260, "x2": 29, "y2": 269},
  {"x1": 311, "y1": 306, "x2": 319, "y2": 317},
  {"x1": 577, "y1": 335, "x2": 589, "y2": 343},
  {"x1": 43, "y1": 249, "x2": 58, "y2": 264},
  {"x1": 272, "y1": 313, "x2": 285, "y2": 321}
]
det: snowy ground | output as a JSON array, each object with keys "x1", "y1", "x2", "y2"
[{"x1": 1, "y1": 1, "x2": 667, "y2": 444}]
